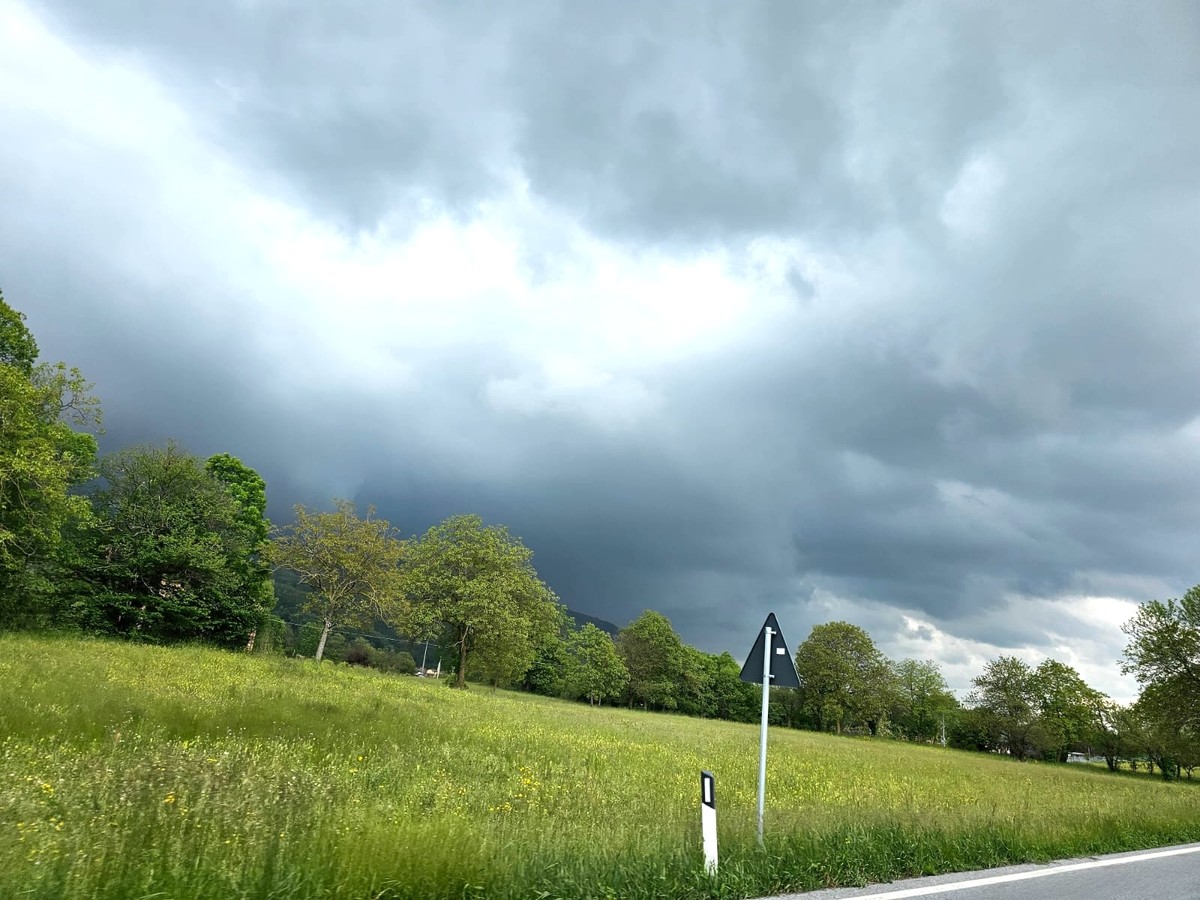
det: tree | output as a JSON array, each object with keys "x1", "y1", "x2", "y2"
[
  {"x1": 1090, "y1": 700, "x2": 1135, "y2": 773},
  {"x1": 523, "y1": 630, "x2": 570, "y2": 697},
  {"x1": 402, "y1": 514, "x2": 562, "y2": 689},
  {"x1": 72, "y1": 443, "x2": 269, "y2": 644},
  {"x1": 967, "y1": 656, "x2": 1042, "y2": 760},
  {"x1": 617, "y1": 610, "x2": 685, "y2": 710},
  {"x1": 0, "y1": 291, "x2": 100, "y2": 626},
  {"x1": 564, "y1": 623, "x2": 629, "y2": 705},
  {"x1": 0, "y1": 291, "x2": 38, "y2": 374},
  {"x1": 268, "y1": 500, "x2": 406, "y2": 662},
  {"x1": 1033, "y1": 659, "x2": 1105, "y2": 762},
  {"x1": 1122, "y1": 589, "x2": 1200, "y2": 730},
  {"x1": 890, "y1": 659, "x2": 959, "y2": 743},
  {"x1": 709, "y1": 651, "x2": 760, "y2": 723},
  {"x1": 473, "y1": 617, "x2": 560, "y2": 689},
  {"x1": 205, "y1": 454, "x2": 273, "y2": 618},
  {"x1": 793, "y1": 622, "x2": 894, "y2": 735}
]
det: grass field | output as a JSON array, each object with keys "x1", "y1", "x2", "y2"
[{"x1": 2, "y1": 635, "x2": 1198, "y2": 899}]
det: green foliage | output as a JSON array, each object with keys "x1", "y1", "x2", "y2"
[
  {"x1": 1120, "y1": 588, "x2": 1200, "y2": 780},
  {"x1": 296, "y1": 620, "x2": 322, "y2": 658},
  {"x1": 204, "y1": 453, "x2": 273, "y2": 612},
  {"x1": 564, "y1": 623, "x2": 629, "y2": 705},
  {"x1": 0, "y1": 289, "x2": 38, "y2": 374},
  {"x1": 1123, "y1": 589, "x2": 1200, "y2": 727},
  {"x1": 617, "y1": 610, "x2": 685, "y2": 710},
  {"x1": 66, "y1": 443, "x2": 267, "y2": 646},
  {"x1": 522, "y1": 632, "x2": 570, "y2": 697},
  {"x1": 967, "y1": 656, "x2": 1043, "y2": 759},
  {"x1": 4, "y1": 635, "x2": 1200, "y2": 900},
  {"x1": 1034, "y1": 659, "x2": 1104, "y2": 763},
  {"x1": 0, "y1": 293, "x2": 100, "y2": 627},
  {"x1": 794, "y1": 621, "x2": 895, "y2": 735},
  {"x1": 253, "y1": 615, "x2": 289, "y2": 655},
  {"x1": 709, "y1": 651, "x2": 760, "y2": 723},
  {"x1": 343, "y1": 636, "x2": 417, "y2": 672},
  {"x1": 379, "y1": 648, "x2": 417, "y2": 675},
  {"x1": 403, "y1": 514, "x2": 563, "y2": 688},
  {"x1": 268, "y1": 500, "x2": 406, "y2": 663},
  {"x1": 890, "y1": 659, "x2": 958, "y2": 743}
]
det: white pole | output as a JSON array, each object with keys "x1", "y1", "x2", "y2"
[
  {"x1": 700, "y1": 771, "x2": 718, "y2": 875},
  {"x1": 757, "y1": 625, "x2": 773, "y2": 847}
]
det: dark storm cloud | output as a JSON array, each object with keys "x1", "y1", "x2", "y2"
[
  {"x1": 5, "y1": 0, "x2": 1200, "y2": 697},
  {"x1": 25, "y1": 0, "x2": 1014, "y2": 239}
]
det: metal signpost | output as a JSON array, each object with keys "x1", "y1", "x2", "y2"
[{"x1": 739, "y1": 612, "x2": 799, "y2": 846}]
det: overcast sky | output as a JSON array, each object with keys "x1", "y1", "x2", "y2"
[{"x1": 4, "y1": 0, "x2": 1199, "y2": 700}]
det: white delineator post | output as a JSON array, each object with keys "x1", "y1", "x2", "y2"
[
  {"x1": 700, "y1": 770, "x2": 717, "y2": 875},
  {"x1": 756, "y1": 624, "x2": 773, "y2": 847}
]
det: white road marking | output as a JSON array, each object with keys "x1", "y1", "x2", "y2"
[{"x1": 839, "y1": 844, "x2": 1200, "y2": 898}]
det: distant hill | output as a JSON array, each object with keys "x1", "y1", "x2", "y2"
[{"x1": 565, "y1": 609, "x2": 621, "y2": 636}]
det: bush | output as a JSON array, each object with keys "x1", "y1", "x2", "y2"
[
  {"x1": 345, "y1": 637, "x2": 374, "y2": 667},
  {"x1": 373, "y1": 648, "x2": 416, "y2": 675},
  {"x1": 296, "y1": 622, "x2": 322, "y2": 658},
  {"x1": 253, "y1": 616, "x2": 288, "y2": 655}
]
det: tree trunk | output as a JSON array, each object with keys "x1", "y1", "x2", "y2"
[
  {"x1": 245, "y1": 630, "x2": 257, "y2": 653},
  {"x1": 456, "y1": 628, "x2": 469, "y2": 688},
  {"x1": 315, "y1": 618, "x2": 333, "y2": 662}
]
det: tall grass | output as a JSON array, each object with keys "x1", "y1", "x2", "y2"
[{"x1": 1, "y1": 634, "x2": 1197, "y2": 899}]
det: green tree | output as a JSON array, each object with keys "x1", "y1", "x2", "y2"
[
  {"x1": 565, "y1": 623, "x2": 629, "y2": 705},
  {"x1": 1122, "y1": 588, "x2": 1200, "y2": 730},
  {"x1": 1089, "y1": 700, "x2": 1131, "y2": 772},
  {"x1": 205, "y1": 454, "x2": 274, "y2": 640},
  {"x1": 793, "y1": 622, "x2": 894, "y2": 735},
  {"x1": 709, "y1": 651, "x2": 760, "y2": 723},
  {"x1": 268, "y1": 500, "x2": 406, "y2": 663},
  {"x1": 967, "y1": 656, "x2": 1042, "y2": 760},
  {"x1": 73, "y1": 443, "x2": 268, "y2": 644},
  {"x1": 1121, "y1": 588, "x2": 1200, "y2": 779},
  {"x1": 890, "y1": 658, "x2": 958, "y2": 743},
  {"x1": 1033, "y1": 659, "x2": 1105, "y2": 762},
  {"x1": 402, "y1": 514, "x2": 562, "y2": 689},
  {"x1": 0, "y1": 291, "x2": 39, "y2": 374},
  {"x1": 473, "y1": 612, "x2": 566, "y2": 689},
  {"x1": 617, "y1": 610, "x2": 685, "y2": 710},
  {"x1": 678, "y1": 645, "x2": 724, "y2": 718},
  {"x1": 523, "y1": 631, "x2": 570, "y2": 697},
  {"x1": 0, "y1": 292, "x2": 100, "y2": 626}
]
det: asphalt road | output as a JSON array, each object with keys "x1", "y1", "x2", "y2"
[{"x1": 761, "y1": 843, "x2": 1200, "y2": 900}]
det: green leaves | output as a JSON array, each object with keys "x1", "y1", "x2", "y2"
[
  {"x1": 402, "y1": 514, "x2": 563, "y2": 688},
  {"x1": 616, "y1": 610, "x2": 685, "y2": 710},
  {"x1": 1121, "y1": 588, "x2": 1200, "y2": 778},
  {"x1": 0, "y1": 290, "x2": 38, "y2": 375},
  {"x1": 793, "y1": 621, "x2": 894, "y2": 735},
  {"x1": 268, "y1": 500, "x2": 406, "y2": 662},
  {"x1": 69, "y1": 443, "x2": 272, "y2": 646},
  {"x1": 0, "y1": 294, "x2": 101, "y2": 626},
  {"x1": 565, "y1": 623, "x2": 628, "y2": 705}
]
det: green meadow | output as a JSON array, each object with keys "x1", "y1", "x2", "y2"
[{"x1": 2, "y1": 635, "x2": 1197, "y2": 899}]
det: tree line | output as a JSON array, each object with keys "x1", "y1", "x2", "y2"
[{"x1": 1, "y1": 289, "x2": 1196, "y2": 776}]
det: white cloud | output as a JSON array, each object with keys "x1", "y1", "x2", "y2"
[{"x1": 940, "y1": 155, "x2": 1006, "y2": 238}]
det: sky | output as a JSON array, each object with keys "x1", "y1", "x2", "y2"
[{"x1": 3, "y1": 0, "x2": 1199, "y2": 701}]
